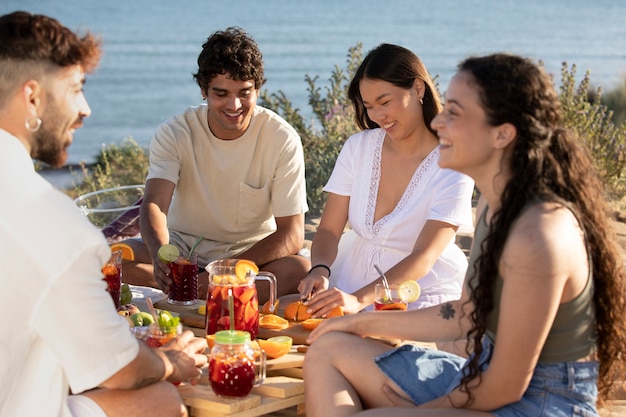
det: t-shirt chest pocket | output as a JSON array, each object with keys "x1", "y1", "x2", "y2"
[{"x1": 238, "y1": 182, "x2": 271, "y2": 226}]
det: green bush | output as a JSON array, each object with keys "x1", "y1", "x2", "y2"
[
  {"x1": 259, "y1": 44, "x2": 363, "y2": 215},
  {"x1": 69, "y1": 46, "x2": 626, "y2": 218},
  {"x1": 558, "y1": 63, "x2": 626, "y2": 201},
  {"x1": 68, "y1": 136, "x2": 148, "y2": 199}
]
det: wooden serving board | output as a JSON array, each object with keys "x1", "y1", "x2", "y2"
[{"x1": 257, "y1": 322, "x2": 312, "y2": 345}]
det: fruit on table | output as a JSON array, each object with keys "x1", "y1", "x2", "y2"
[
  {"x1": 301, "y1": 318, "x2": 324, "y2": 330},
  {"x1": 117, "y1": 303, "x2": 140, "y2": 316},
  {"x1": 259, "y1": 314, "x2": 289, "y2": 330},
  {"x1": 109, "y1": 242, "x2": 135, "y2": 261},
  {"x1": 260, "y1": 299, "x2": 279, "y2": 314},
  {"x1": 157, "y1": 244, "x2": 180, "y2": 263},
  {"x1": 399, "y1": 280, "x2": 421, "y2": 303},
  {"x1": 197, "y1": 304, "x2": 206, "y2": 315},
  {"x1": 283, "y1": 301, "x2": 311, "y2": 321},
  {"x1": 325, "y1": 306, "x2": 344, "y2": 318},
  {"x1": 257, "y1": 336, "x2": 293, "y2": 359},
  {"x1": 120, "y1": 283, "x2": 132, "y2": 305},
  {"x1": 130, "y1": 311, "x2": 155, "y2": 326}
]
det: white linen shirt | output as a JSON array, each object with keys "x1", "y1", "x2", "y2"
[{"x1": 0, "y1": 129, "x2": 139, "y2": 417}]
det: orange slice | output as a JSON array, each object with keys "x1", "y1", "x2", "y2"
[
  {"x1": 259, "y1": 314, "x2": 289, "y2": 330},
  {"x1": 110, "y1": 242, "x2": 135, "y2": 261},
  {"x1": 235, "y1": 260, "x2": 259, "y2": 282},
  {"x1": 205, "y1": 334, "x2": 216, "y2": 349},
  {"x1": 257, "y1": 336, "x2": 293, "y2": 359},
  {"x1": 326, "y1": 306, "x2": 344, "y2": 318},
  {"x1": 301, "y1": 318, "x2": 324, "y2": 330}
]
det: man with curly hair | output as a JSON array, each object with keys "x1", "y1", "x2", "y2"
[{"x1": 123, "y1": 27, "x2": 309, "y2": 302}]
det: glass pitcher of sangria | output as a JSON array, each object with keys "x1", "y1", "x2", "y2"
[{"x1": 205, "y1": 259, "x2": 276, "y2": 339}]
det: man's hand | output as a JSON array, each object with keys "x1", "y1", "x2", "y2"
[
  {"x1": 152, "y1": 257, "x2": 173, "y2": 293},
  {"x1": 161, "y1": 331, "x2": 208, "y2": 384}
]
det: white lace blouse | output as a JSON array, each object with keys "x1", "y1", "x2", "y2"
[{"x1": 323, "y1": 128, "x2": 475, "y2": 310}]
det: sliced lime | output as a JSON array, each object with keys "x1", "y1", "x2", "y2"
[
  {"x1": 268, "y1": 335, "x2": 293, "y2": 347},
  {"x1": 398, "y1": 280, "x2": 421, "y2": 303},
  {"x1": 158, "y1": 244, "x2": 180, "y2": 263}
]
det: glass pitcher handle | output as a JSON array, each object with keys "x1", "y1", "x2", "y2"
[{"x1": 255, "y1": 272, "x2": 277, "y2": 313}]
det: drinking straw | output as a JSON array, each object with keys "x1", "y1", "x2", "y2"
[
  {"x1": 146, "y1": 297, "x2": 160, "y2": 325},
  {"x1": 374, "y1": 264, "x2": 392, "y2": 301},
  {"x1": 188, "y1": 235, "x2": 204, "y2": 260},
  {"x1": 228, "y1": 288, "x2": 235, "y2": 332}
]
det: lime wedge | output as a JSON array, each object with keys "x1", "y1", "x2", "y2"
[
  {"x1": 268, "y1": 335, "x2": 293, "y2": 347},
  {"x1": 158, "y1": 244, "x2": 180, "y2": 263},
  {"x1": 399, "y1": 280, "x2": 421, "y2": 303}
]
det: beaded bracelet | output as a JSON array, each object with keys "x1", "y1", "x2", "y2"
[{"x1": 308, "y1": 264, "x2": 331, "y2": 277}]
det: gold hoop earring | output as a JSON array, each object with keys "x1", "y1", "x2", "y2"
[{"x1": 25, "y1": 117, "x2": 42, "y2": 132}]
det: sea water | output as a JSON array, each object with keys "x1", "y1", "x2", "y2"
[{"x1": 2, "y1": 0, "x2": 625, "y2": 167}]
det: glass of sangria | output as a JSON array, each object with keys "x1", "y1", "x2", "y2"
[
  {"x1": 374, "y1": 283, "x2": 408, "y2": 311},
  {"x1": 167, "y1": 252, "x2": 198, "y2": 305},
  {"x1": 102, "y1": 249, "x2": 123, "y2": 308}
]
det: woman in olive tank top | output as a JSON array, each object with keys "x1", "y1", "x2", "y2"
[{"x1": 302, "y1": 54, "x2": 626, "y2": 417}]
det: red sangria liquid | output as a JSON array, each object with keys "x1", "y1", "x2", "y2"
[
  {"x1": 206, "y1": 283, "x2": 259, "y2": 339},
  {"x1": 167, "y1": 255, "x2": 198, "y2": 305},
  {"x1": 102, "y1": 264, "x2": 121, "y2": 309},
  {"x1": 374, "y1": 298, "x2": 408, "y2": 311},
  {"x1": 209, "y1": 354, "x2": 256, "y2": 397}
]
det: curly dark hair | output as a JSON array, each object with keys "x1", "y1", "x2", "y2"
[
  {"x1": 458, "y1": 53, "x2": 626, "y2": 407},
  {"x1": 347, "y1": 43, "x2": 441, "y2": 136},
  {"x1": 192, "y1": 27, "x2": 266, "y2": 94}
]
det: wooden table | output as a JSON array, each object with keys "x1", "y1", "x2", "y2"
[{"x1": 152, "y1": 299, "x2": 307, "y2": 417}]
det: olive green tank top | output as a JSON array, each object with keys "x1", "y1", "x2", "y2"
[{"x1": 467, "y1": 205, "x2": 596, "y2": 363}]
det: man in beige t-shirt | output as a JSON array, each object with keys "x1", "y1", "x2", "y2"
[{"x1": 123, "y1": 27, "x2": 309, "y2": 301}]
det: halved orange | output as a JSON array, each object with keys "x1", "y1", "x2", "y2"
[
  {"x1": 259, "y1": 314, "x2": 289, "y2": 330},
  {"x1": 110, "y1": 242, "x2": 135, "y2": 261},
  {"x1": 301, "y1": 318, "x2": 324, "y2": 330},
  {"x1": 235, "y1": 260, "x2": 259, "y2": 282},
  {"x1": 257, "y1": 336, "x2": 293, "y2": 359},
  {"x1": 326, "y1": 306, "x2": 344, "y2": 318},
  {"x1": 283, "y1": 301, "x2": 311, "y2": 321}
]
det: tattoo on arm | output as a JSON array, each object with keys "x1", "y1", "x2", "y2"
[{"x1": 439, "y1": 302, "x2": 455, "y2": 320}]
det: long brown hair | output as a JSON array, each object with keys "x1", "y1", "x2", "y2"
[{"x1": 459, "y1": 53, "x2": 626, "y2": 406}]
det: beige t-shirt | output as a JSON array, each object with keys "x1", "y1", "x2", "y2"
[{"x1": 147, "y1": 105, "x2": 308, "y2": 260}]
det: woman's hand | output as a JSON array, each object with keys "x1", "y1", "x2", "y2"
[
  {"x1": 297, "y1": 271, "x2": 329, "y2": 301},
  {"x1": 304, "y1": 287, "x2": 364, "y2": 317}
]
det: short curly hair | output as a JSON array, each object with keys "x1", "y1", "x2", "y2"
[{"x1": 193, "y1": 27, "x2": 266, "y2": 93}]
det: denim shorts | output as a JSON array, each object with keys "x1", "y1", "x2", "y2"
[{"x1": 374, "y1": 338, "x2": 599, "y2": 416}]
